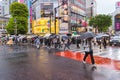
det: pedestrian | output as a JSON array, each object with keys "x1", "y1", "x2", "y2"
[
  {"x1": 47, "y1": 38, "x2": 50, "y2": 48},
  {"x1": 82, "y1": 38, "x2": 95, "y2": 67},
  {"x1": 64, "y1": 39, "x2": 70, "y2": 51},
  {"x1": 76, "y1": 37, "x2": 80, "y2": 48},
  {"x1": 102, "y1": 37, "x2": 107, "y2": 49}
]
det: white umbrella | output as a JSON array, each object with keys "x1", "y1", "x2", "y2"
[{"x1": 44, "y1": 33, "x2": 51, "y2": 38}]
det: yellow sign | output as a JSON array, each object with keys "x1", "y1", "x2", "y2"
[{"x1": 32, "y1": 18, "x2": 59, "y2": 35}]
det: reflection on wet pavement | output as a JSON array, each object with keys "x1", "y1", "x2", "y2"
[
  {"x1": 0, "y1": 45, "x2": 120, "y2": 80},
  {"x1": 56, "y1": 50, "x2": 120, "y2": 71}
]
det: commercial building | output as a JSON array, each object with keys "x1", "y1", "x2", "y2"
[
  {"x1": 31, "y1": 0, "x2": 59, "y2": 34},
  {"x1": 112, "y1": 1, "x2": 120, "y2": 34},
  {"x1": 31, "y1": 0, "x2": 87, "y2": 35},
  {"x1": 0, "y1": 1, "x2": 4, "y2": 16},
  {"x1": 86, "y1": 0, "x2": 97, "y2": 18},
  {"x1": 0, "y1": 16, "x2": 9, "y2": 34},
  {"x1": 62, "y1": 0, "x2": 86, "y2": 34}
]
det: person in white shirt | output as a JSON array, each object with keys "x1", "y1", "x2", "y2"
[{"x1": 83, "y1": 38, "x2": 95, "y2": 66}]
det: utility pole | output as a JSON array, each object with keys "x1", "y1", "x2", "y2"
[
  {"x1": 14, "y1": 18, "x2": 17, "y2": 35},
  {"x1": 91, "y1": 2, "x2": 93, "y2": 17},
  {"x1": 54, "y1": 5, "x2": 62, "y2": 34},
  {"x1": 49, "y1": 12, "x2": 53, "y2": 33},
  {"x1": 54, "y1": 8, "x2": 57, "y2": 34}
]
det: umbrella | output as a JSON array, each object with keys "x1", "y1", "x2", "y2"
[
  {"x1": 62, "y1": 36, "x2": 68, "y2": 40},
  {"x1": 72, "y1": 34, "x2": 80, "y2": 37},
  {"x1": 80, "y1": 32, "x2": 95, "y2": 39},
  {"x1": 27, "y1": 36, "x2": 32, "y2": 38},
  {"x1": 6, "y1": 39, "x2": 13, "y2": 45},
  {"x1": 102, "y1": 34, "x2": 109, "y2": 37},
  {"x1": 44, "y1": 33, "x2": 51, "y2": 38}
]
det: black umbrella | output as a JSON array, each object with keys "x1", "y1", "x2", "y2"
[{"x1": 80, "y1": 32, "x2": 95, "y2": 39}]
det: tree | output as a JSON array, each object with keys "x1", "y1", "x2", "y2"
[
  {"x1": 6, "y1": 2, "x2": 28, "y2": 35},
  {"x1": 89, "y1": 14, "x2": 112, "y2": 32},
  {"x1": 10, "y1": 2, "x2": 28, "y2": 18}
]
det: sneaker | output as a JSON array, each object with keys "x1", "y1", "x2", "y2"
[{"x1": 82, "y1": 60, "x2": 86, "y2": 64}]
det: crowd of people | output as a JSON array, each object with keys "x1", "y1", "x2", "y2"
[{"x1": 0, "y1": 34, "x2": 109, "y2": 51}]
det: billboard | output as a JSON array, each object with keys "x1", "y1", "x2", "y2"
[
  {"x1": 40, "y1": 3, "x2": 53, "y2": 17},
  {"x1": 18, "y1": 0, "x2": 24, "y2": 3},
  {"x1": 32, "y1": 18, "x2": 59, "y2": 34},
  {"x1": 116, "y1": 2, "x2": 120, "y2": 9},
  {"x1": 59, "y1": 23, "x2": 69, "y2": 34},
  {"x1": 115, "y1": 18, "x2": 120, "y2": 31}
]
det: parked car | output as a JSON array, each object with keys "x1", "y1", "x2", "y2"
[{"x1": 110, "y1": 37, "x2": 120, "y2": 46}]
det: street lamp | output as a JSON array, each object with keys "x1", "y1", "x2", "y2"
[
  {"x1": 14, "y1": 18, "x2": 17, "y2": 35},
  {"x1": 91, "y1": 2, "x2": 94, "y2": 17}
]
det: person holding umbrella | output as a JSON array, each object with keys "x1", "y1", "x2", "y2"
[
  {"x1": 80, "y1": 32, "x2": 96, "y2": 67},
  {"x1": 82, "y1": 38, "x2": 95, "y2": 65}
]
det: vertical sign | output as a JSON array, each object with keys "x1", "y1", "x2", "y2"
[
  {"x1": 115, "y1": 18, "x2": 120, "y2": 31},
  {"x1": 27, "y1": 0, "x2": 32, "y2": 33},
  {"x1": 59, "y1": 0, "x2": 69, "y2": 34}
]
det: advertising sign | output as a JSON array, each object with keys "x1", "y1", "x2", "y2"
[
  {"x1": 59, "y1": 23, "x2": 69, "y2": 34},
  {"x1": 116, "y1": 2, "x2": 120, "y2": 9},
  {"x1": 40, "y1": 3, "x2": 53, "y2": 17},
  {"x1": 115, "y1": 18, "x2": 120, "y2": 31},
  {"x1": 18, "y1": 0, "x2": 24, "y2": 3}
]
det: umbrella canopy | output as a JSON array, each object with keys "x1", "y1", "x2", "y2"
[
  {"x1": 27, "y1": 36, "x2": 32, "y2": 39},
  {"x1": 80, "y1": 32, "x2": 95, "y2": 39},
  {"x1": 44, "y1": 33, "x2": 51, "y2": 38},
  {"x1": 72, "y1": 34, "x2": 80, "y2": 37},
  {"x1": 62, "y1": 35, "x2": 68, "y2": 40},
  {"x1": 102, "y1": 34, "x2": 109, "y2": 37}
]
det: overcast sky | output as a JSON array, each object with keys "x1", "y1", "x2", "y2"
[{"x1": 96, "y1": 0, "x2": 120, "y2": 14}]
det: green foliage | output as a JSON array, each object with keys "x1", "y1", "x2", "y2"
[
  {"x1": 6, "y1": 18, "x2": 15, "y2": 35},
  {"x1": 6, "y1": 17, "x2": 28, "y2": 35},
  {"x1": 10, "y1": 2, "x2": 28, "y2": 17},
  {"x1": 89, "y1": 14, "x2": 112, "y2": 32},
  {"x1": 6, "y1": 2, "x2": 28, "y2": 35}
]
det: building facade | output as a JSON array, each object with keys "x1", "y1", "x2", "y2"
[
  {"x1": 31, "y1": 0, "x2": 87, "y2": 34},
  {"x1": 0, "y1": 16, "x2": 9, "y2": 34},
  {"x1": 112, "y1": 1, "x2": 120, "y2": 33},
  {"x1": 0, "y1": 1, "x2": 4, "y2": 16},
  {"x1": 68, "y1": 0, "x2": 86, "y2": 33},
  {"x1": 86, "y1": 0, "x2": 97, "y2": 18},
  {"x1": 1, "y1": 0, "x2": 19, "y2": 17}
]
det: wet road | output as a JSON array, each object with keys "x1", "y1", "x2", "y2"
[{"x1": 0, "y1": 45, "x2": 120, "y2": 80}]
